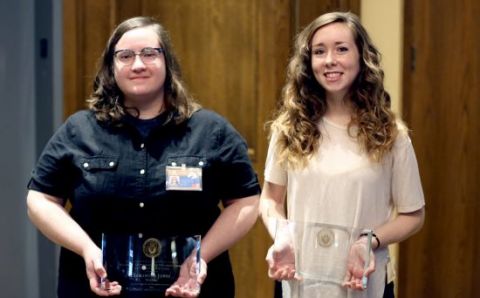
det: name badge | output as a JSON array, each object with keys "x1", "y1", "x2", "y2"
[{"x1": 166, "y1": 165, "x2": 202, "y2": 191}]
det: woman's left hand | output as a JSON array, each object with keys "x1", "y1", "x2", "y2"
[
  {"x1": 342, "y1": 237, "x2": 375, "y2": 290},
  {"x1": 165, "y1": 254, "x2": 207, "y2": 297}
]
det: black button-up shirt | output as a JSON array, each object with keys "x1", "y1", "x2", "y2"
[{"x1": 28, "y1": 108, "x2": 260, "y2": 298}]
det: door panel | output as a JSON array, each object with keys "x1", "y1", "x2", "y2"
[
  {"x1": 146, "y1": 0, "x2": 259, "y2": 161},
  {"x1": 296, "y1": 0, "x2": 360, "y2": 29},
  {"x1": 401, "y1": 0, "x2": 480, "y2": 297}
]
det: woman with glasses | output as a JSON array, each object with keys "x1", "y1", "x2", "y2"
[
  {"x1": 260, "y1": 12, "x2": 425, "y2": 297},
  {"x1": 27, "y1": 16, "x2": 260, "y2": 298}
]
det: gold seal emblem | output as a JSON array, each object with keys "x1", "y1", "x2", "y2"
[
  {"x1": 143, "y1": 238, "x2": 162, "y2": 258},
  {"x1": 316, "y1": 228, "x2": 334, "y2": 247}
]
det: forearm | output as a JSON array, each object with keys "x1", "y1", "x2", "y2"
[
  {"x1": 200, "y1": 195, "x2": 259, "y2": 263},
  {"x1": 259, "y1": 197, "x2": 286, "y2": 239},
  {"x1": 26, "y1": 190, "x2": 97, "y2": 258},
  {"x1": 374, "y1": 208, "x2": 425, "y2": 249},
  {"x1": 259, "y1": 181, "x2": 287, "y2": 239}
]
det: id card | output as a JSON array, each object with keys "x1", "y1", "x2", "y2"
[{"x1": 165, "y1": 165, "x2": 202, "y2": 191}]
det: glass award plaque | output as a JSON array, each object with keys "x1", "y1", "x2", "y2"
[
  {"x1": 272, "y1": 218, "x2": 367, "y2": 296},
  {"x1": 102, "y1": 233, "x2": 201, "y2": 294}
]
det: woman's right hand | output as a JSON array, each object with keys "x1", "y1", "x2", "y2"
[
  {"x1": 26, "y1": 190, "x2": 122, "y2": 295},
  {"x1": 265, "y1": 227, "x2": 298, "y2": 281},
  {"x1": 83, "y1": 244, "x2": 122, "y2": 296}
]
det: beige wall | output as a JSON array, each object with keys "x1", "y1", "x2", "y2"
[
  {"x1": 361, "y1": 0, "x2": 404, "y2": 115},
  {"x1": 361, "y1": 0, "x2": 403, "y2": 290}
]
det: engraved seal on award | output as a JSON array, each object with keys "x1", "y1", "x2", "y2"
[
  {"x1": 316, "y1": 228, "x2": 334, "y2": 247},
  {"x1": 143, "y1": 238, "x2": 162, "y2": 277},
  {"x1": 143, "y1": 238, "x2": 161, "y2": 258}
]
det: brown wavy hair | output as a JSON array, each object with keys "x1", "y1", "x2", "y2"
[
  {"x1": 87, "y1": 16, "x2": 200, "y2": 124},
  {"x1": 271, "y1": 11, "x2": 398, "y2": 169}
]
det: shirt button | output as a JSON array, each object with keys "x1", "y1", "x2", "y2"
[
  {"x1": 139, "y1": 202, "x2": 145, "y2": 208},
  {"x1": 109, "y1": 161, "x2": 115, "y2": 167},
  {"x1": 140, "y1": 143, "x2": 145, "y2": 149},
  {"x1": 199, "y1": 161, "x2": 204, "y2": 166},
  {"x1": 140, "y1": 169, "x2": 145, "y2": 175},
  {"x1": 83, "y1": 162, "x2": 89, "y2": 168}
]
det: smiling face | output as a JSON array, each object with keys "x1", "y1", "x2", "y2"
[
  {"x1": 310, "y1": 22, "x2": 360, "y2": 101},
  {"x1": 114, "y1": 26, "x2": 167, "y2": 110}
]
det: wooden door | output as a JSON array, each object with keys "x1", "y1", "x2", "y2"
[
  {"x1": 401, "y1": 0, "x2": 480, "y2": 297},
  {"x1": 63, "y1": 1, "x2": 359, "y2": 297}
]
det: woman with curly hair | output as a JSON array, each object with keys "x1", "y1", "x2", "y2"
[
  {"x1": 27, "y1": 16, "x2": 260, "y2": 298},
  {"x1": 260, "y1": 12, "x2": 424, "y2": 298}
]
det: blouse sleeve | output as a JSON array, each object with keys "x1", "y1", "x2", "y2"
[
  {"x1": 213, "y1": 118, "x2": 260, "y2": 201},
  {"x1": 264, "y1": 131, "x2": 287, "y2": 186},
  {"x1": 391, "y1": 130, "x2": 425, "y2": 213},
  {"x1": 27, "y1": 117, "x2": 77, "y2": 200}
]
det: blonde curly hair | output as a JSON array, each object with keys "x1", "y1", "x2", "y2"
[{"x1": 270, "y1": 11, "x2": 398, "y2": 169}]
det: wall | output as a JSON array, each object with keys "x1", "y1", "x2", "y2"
[
  {"x1": 0, "y1": 0, "x2": 38, "y2": 297},
  {"x1": 361, "y1": 1, "x2": 403, "y2": 290},
  {"x1": 0, "y1": 0, "x2": 63, "y2": 297},
  {"x1": 361, "y1": 0, "x2": 404, "y2": 115}
]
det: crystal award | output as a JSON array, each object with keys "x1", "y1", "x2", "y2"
[
  {"x1": 101, "y1": 233, "x2": 201, "y2": 294},
  {"x1": 272, "y1": 218, "x2": 367, "y2": 297}
]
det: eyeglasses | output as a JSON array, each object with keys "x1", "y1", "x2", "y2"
[{"x1": 114, "y1": 47, "x2": 164, "y2": 65}]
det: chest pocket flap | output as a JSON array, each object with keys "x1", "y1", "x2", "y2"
[
  {"x1": 80, "y1": 156, "x2": 119, "y2": 172},
  {"x1": 166, "y1": 155, "x2": 207, "y2": 168}
]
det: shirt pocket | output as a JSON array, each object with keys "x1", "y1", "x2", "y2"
[{"x1": 79, "y1": 155, "x2": 119, "y2": 194}]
